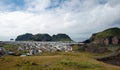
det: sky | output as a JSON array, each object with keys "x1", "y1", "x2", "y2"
[{"x1": 0, "y1": 0, "x2": 120, "y2": 41}]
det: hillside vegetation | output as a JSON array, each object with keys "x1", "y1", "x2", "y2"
[
  {"x1": 84, "y1": 27, "x2": 120, "y2": 45},
  {"x1": 0, "y1": 52, "x2": 120, "y2": 70},
  {"x1": 95, "y1": 27, "x2": 120, "y2": 38}
]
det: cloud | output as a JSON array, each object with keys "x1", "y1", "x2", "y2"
[
  {"x1": 0, "y1": 0, "x2": 120, "y2": 41},
  {"x1": 24, "y1": 0, "x2": 50, "y2": 13}
]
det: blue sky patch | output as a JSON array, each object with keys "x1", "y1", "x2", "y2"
[{"x1": 0, "y1": 0, "x2": 25, "y2": 11}]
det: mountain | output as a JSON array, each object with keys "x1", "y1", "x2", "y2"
[
  {"x1": 84, "y1": 27, "x2": 120, "y2": 45},
  {"x1": 15, "y1": 33, "x2": 72, "y2": 41},
  {"x1": 15, "y1": 33, "x2": 33, "y2": 41},
  {"x1": 33, "y1": 34, "x2": 53, "y2": 41},
  {"x1": 52, "y1": 34, "x2": 72, "y2": 41}
]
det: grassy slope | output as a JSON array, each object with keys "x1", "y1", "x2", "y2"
[
  {"x1": 96, "y1": 27, "x2": 120, "y2": 38},
  {"x1": 0, "y1": 52, "x2": 120, "y2": 70}
]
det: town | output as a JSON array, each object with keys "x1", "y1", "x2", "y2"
[{"x1": 0, "y1": 41, "x2": 78, "y2": 56}]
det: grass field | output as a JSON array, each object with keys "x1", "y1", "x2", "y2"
[{"x1": 0, "y1": 52, "x2": 120, "y2": 70}]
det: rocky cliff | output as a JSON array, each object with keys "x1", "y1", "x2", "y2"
[{"x1": 84, "y1": 27, "x2": 120, "y2": 45}]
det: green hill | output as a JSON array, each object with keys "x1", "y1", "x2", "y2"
[
  {"x1": 52, "y1": 34, "x2": 72, "y2": 41},
  {"x1": 84, "y1": 27, "x2": 120, "y2": 45},
  {"x1": 33, "y1": 34, "x2": 53, "y2": 41},
  {"x1": 95, "y1": 27, "x2": 120, "y2": 38},
  {"x1": 15, "y1": 33, "x2": 33, "y2": 41},
  {"x1": 15, "y1": 33, "x2": 72, "y2": 41}
]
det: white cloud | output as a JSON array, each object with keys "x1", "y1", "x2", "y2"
[
  {"x1": 0, "y1": 0, "x2": 120, "y2": 41},
  {"x1": 24, "y1": 0, "x2": 50, "y2": 13}
]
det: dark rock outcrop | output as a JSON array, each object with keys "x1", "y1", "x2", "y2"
[
  {"x1": 16, "y1": 33, "x2": 72, "y2": 41},
  {"x1": 84, "y1": 27, "x2": 120, "y2": 45},
  {"x1": 96, "y1": 48, "x2": 120, "y2": 66}
]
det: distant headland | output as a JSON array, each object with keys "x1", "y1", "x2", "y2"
[{"x1": 15, "y1": 33, "x2": 73, "y2": 41}]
